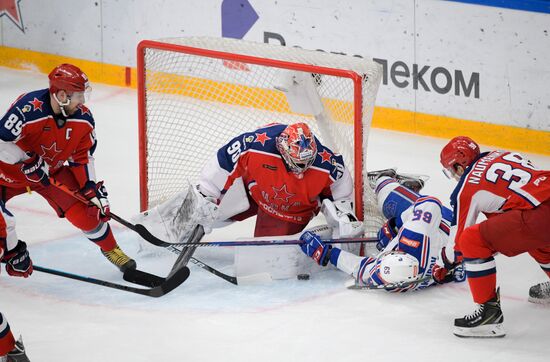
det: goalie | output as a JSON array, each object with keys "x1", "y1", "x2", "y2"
[{"x1": 194, "y1": 122, "x2": 362, "y2": 239}]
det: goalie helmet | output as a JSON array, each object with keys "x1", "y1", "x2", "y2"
[
  {"x1": 440, "y1": 136, "x2": 480, "y2": 178},
  {"x1": 375, "y1": 250, "x2": 419, "y2": 284},
  {"x1": 276, "y1": 123, "x2": 318, "y2": 175}
]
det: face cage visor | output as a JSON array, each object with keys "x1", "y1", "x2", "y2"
[{"x1": 442, "y1": 165, "x2": 461, "y2": 181}]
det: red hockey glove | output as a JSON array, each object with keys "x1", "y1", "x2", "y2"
[
  {"x1": 4, "y1": 240, "x2": 33, "y2": 278},
  {"x1": 432, "y1": 247, "x2": 463, "y2": 284},
  {"x1": 300, "y1": 231, "x2": 332, "y2": 266},
  {"x1": 80, "y1": 181, "x2": 111, "y2": 222},
  {"x1": 20, "y1": 153, "x2": 50, "y2": 186}
]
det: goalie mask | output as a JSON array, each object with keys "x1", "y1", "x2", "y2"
[
  {"x1": 375, "y1": 250, "x2": 419, "y2": 284},
  {"x1": 276, "y1": 123, "x2": 317, "y2": 175}
]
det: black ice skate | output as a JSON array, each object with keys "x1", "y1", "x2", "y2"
[
  {"x1": 367, "y1": 168, "x2": 397, "y2": 188},
  {"x1": 528, "y1": 281, "x2": 550, "y2": 304},
  {"x1": 395, "y1": 173, "x2": 429, "y2": 193},
  {"x1": 453, "y1": 288, "x2": 505, "y2": 338},
  {"x1": 2, "y1": 336, "x2": 30, "y2": 362}
]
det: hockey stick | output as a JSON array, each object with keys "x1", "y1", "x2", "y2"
[
  {"x1": 347, "y1": 275, "x2": 432, "y2": 291},
  {"x1": 3, "y1": 263, "x2": 190, "y2": 298},
  {"x1": 143, "y1": 236, "x2": 379, "y2": 248}
]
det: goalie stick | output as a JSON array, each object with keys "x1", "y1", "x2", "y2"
[
  {"x1": 347, "y1": 275, "x2": 432, "y2": 291},
  {"x1": 6, "y1": 263, "x2": 190, "y2": 298}
]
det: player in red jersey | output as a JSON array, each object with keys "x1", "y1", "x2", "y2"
[
  {"x1": 195, "y1": 122, "x2": 361, "y2": 238},
  {"x1": 434, "y1": 136, "x2": 550, "y2": 338},
  {"x1": 0, "y1": 64, "x2": 135, "y2": 272},
  {"x1": 0, "y1": 244, "x2": 31, "y2": 361}
]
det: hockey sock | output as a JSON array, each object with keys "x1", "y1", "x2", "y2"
[
  {"x1": 464, "y1": 257, "x2": 497, "y2": 304},
  {"x1": 528, "y1": 247, "x2": 550, "y2": 278},
  {"x1": 0, "y1": 313, "x2": 15, "y2": 356},
  {"x1": 461, "y1": 224, "x2": 497, "y2": 304},
  {"x1": 86, "y1": 223, "x2": 117, "y2": 251}
]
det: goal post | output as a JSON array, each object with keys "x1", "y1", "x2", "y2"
[{"x1": 137, "y1": 37, "x2": 384, "y2": 235}]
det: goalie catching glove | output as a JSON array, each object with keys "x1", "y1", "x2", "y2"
[
  {"x1": 321, "y1": 199, "x2": 363, "y2": 238},
  {"x1": 80, "y1": 181, "x2": 111, "y2": 222}
]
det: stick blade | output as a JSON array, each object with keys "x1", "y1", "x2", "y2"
[{"x1": 147, "y1": 266, "x2": 191, "y2": 298}]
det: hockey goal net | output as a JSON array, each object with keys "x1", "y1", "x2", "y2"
[{"x1": 138, "y1": 37, "x2": 384, "y2": 236}]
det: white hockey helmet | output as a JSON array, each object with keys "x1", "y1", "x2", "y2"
[{"x1": 376, "y1": 250, "x2": 420, "y2": 284}]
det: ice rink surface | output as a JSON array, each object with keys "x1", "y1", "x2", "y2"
[{"x1": 0, "y1": 67, "x2": 549, "y2": 361}]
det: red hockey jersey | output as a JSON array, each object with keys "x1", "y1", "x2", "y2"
[
  {"x1": 448, "y1": 150, "x2": 550, "y2": 254},
  {"x1": 199, "y1": 124, "x2": 354, "y2": 224},
  {"x1": 0, "y1": 89, "x2": 97, "y2": 188}
]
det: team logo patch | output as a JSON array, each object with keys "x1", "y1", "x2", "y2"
[
  {"x1": 30, "y1": 97, "x2": 44, "y2": 112},
  {"x1": 272, "y1": 184, "x2": 294, "y2": 202},
  {"x1": 21, "y1": 105, "x2": 31, "y2": 113},
  {"x1": 318, "y1": 149, "x2": 332, "y2": 163},
  {"x1": 245, "y1": 135, "x2": 254, "y2": 143},
  {"x1": 254, "y1": 132, "x2": 271, "y2": 146},
  {"x1": 382, "y1": 201, "x2": 397, "y2": 219}
]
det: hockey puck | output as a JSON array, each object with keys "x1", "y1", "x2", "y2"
[{"x1": 297, "y1": 274, "x2": 310, "y2": 280}]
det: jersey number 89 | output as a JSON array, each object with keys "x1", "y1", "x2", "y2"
[{"x1": 4, "y1": 114, "x2": 23, "y2": 137}]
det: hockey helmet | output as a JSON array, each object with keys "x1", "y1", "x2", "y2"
[
  {"x1": 276, "y1": 123, "x2": 318, "y2": 174},
  {"x1": 376, "y1": 250, "x2": 419, "y2": 284},
  {"x1": 440, "y1": 136, "x2": 479, "y2": 179},
  {"x1": 48, "y1": 63, "x2": 91, "y2": 101}
]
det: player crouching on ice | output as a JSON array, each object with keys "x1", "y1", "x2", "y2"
[
  {"x1": 0, "y1": 64, "x2": 136, "y2": 273},
  {"x1": 437, "y1": 136, "x2": 550, "y2": 338},
  {"x1": 193, "y1": 122, "x2": 362, "y2": 239},
  {"x1": 299, "y1": 170, "x2": 465, "y2": 292}
]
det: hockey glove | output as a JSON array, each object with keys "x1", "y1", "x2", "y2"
[
  {"x1": 80, "y1": 181, "x2": 111, "y2": 222},
  {"x1": 432, "y1": 247, "x2": 463, "y2": 284},
  {"x1": 20, "y1": 153, "x2": 50, "y2": 186},
  {"x1": 4, "y1": 240, "x2": 33, "y2": 278},
  {"x1": 192, "y1": 185, "x2": 220, "y2": 234},
  {"x1": 376, "y1": 217, "x2": 399, "y2": 251},
  {"x1": 300, "y1": 231, "x2": 332, "y2": 266}
]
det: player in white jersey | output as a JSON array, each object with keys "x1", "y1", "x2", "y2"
[{"x1": 299, "y1": 173, "x2": 462, "y2": 291}]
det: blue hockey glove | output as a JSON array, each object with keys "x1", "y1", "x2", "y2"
[
  {"x1": 3, "y1": 240, "x2": 33, "y2": 278},
  {"x1": 20, "y1": 153, "x2": 50, "y2": 186},
  {"x1": 80, "y1": 181, "x2": 111, "y2": 222},
  {"x1": 376, "y1": 217, "x2": 399, "y2": 251},
  {"x1": 299, "y1": 231, "x2": 332, "y2": 266}
]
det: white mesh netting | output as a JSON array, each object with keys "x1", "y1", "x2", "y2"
[{"x1": 139, "y1": 36, "x2": 384, "y2": 236}]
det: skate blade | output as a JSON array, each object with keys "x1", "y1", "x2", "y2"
[
  {"x1": 453, "y1": 323, "x2": 506, "y2": 338},
  {"x1": 528, "y1": 296, "x2": 550, "y2": 304}
]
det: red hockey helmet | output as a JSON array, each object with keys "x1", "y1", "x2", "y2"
[
  {"x1": 48, "y1": 63, "x2": 91, "y2": 96},
  {"x1": 440, "y1": 136, "x2": 480, "y2": 174},
  {"x1": 276, "y1": 122, "x2": 318, "y2": 174}
]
